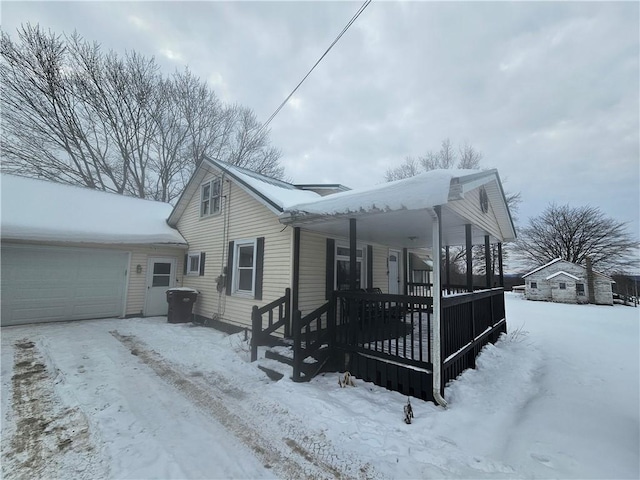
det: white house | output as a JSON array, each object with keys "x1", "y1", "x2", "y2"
[
  {"x1": 0, "y1": 174, "x2": 187, "y2": 326},
  {"x1": 522, "y1": 258, "x2": 614, "y2": 305}
]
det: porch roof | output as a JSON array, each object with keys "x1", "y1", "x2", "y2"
[{"x1": 279, "y1": 169, "x2": 516, "y2": 248}]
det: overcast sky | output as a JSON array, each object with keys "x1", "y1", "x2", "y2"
[{"x1": 3, "y1": 1, "x2": 639, "y2": 241}]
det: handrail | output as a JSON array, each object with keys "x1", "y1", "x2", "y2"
[{"x1": 250, "y1": 288, "x2": 290, "y2": 362}]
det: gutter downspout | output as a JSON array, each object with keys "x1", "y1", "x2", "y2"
[{"x1": 430, "y1": 206, "x2": 448, "y2": 408}]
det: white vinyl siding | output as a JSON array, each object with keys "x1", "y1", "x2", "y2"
[
  {"x1": 447, "y1": 185, "x2": 503, "y2": 242},
  {"x1": 177, "y1": 172, "x2": 292, "y2": 330},
  {"x1": 298, "y1": 231, "x2": 394, "y2": 315}
]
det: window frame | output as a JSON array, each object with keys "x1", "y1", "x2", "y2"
[
  {"x1": 335, "y1": 243, "x2": 366, "y2": 291},
  {"x1": 186, "y1": 252, "x2": 201, "y2": 276},
  {"x1": 232, "y1": 239, "x2": 257, "y2": 296},
  {"x1": 200, "y1": 177, "x2": 222, "y2": 217},
  {"x1": 576, "y1": 283, "x2": 585, "y2": 296},
  {"x1": 530, "y1": 281, "x2": 538, "y2": 289},
  {"x1": 559, "y1": 282, "x2": 567, "y2": 290}
]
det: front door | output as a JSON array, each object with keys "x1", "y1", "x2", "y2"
[
  {"x1": 145, "y1": 257, "x2": 176, "y2": 316},
  {"x1": 388, "y1": 250, "x2": 400, "y2": 295}
]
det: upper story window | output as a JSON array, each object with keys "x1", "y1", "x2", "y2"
[{"x1": 201, "y1": 178, "x2": 221, "y2": 216}]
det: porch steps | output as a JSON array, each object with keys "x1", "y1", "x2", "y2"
[{"x1": 259, "y1": 344, "x2": 332, "y2": 382}]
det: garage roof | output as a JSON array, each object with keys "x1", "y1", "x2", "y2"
[{"x1": 1, "y1": 175, "x2": 187, "y2": 246}]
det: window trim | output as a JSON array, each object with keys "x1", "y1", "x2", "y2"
[
  {"x1": 186, "y1": 252, "x2": 201, "y2": 276},
  {"x1": 530, "y1": 281, "x2": 538, "y2": 289},
  {"x1": 200, "y1": 177, "x2": 222, "y2": 217},
  {"x1": 335, "y1": 243, "x2": 366, "y2": 291},
  {"x1": 559, "y1": 282, "x2": 566, "y2": 290},
  {"x1": 576, "y1": 283, "x2": 585, "y2": 296},
  {"x1": 232, "y1": 238, "x2": 257, "y2": 296}
]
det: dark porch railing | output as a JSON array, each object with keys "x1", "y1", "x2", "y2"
[
  {"x1": 254, "y1": 287, "x2": 507, "y2": 404},
  {"x1": 440, "y1": 288, "x2": 506, "y2": 388},
  {"x1": 250, "y1": 288, "x2": 290, "y2": 362}
]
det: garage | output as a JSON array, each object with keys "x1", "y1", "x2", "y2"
[{"x1": 1, "y1": 244, "x2": 129, "y2": 326}]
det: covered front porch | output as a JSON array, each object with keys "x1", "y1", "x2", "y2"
[{"x1": 252, "y1": 169, "x2": 516, "y2": 404}]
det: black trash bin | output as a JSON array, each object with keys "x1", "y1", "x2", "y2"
[{"x1": 166, "y1": 288, "x2": 199, "y2": 323}]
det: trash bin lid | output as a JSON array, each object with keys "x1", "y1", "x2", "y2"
[{"x1": 166, "y1": 287, "x2": 199, "y2": 294}]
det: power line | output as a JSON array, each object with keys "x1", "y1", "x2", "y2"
[{"x1": 257, "y1": 0, "x2": 372, "y2": 135}]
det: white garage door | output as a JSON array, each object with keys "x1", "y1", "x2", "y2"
[{"x1": 1, "y1": 245, "x2": 129, "y2": 327}]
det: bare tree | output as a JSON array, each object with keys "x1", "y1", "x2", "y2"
[
  {"x1": 517, "y1": 204, "x2": 639, "y2": 272},
  {"x1": 1, "y1": 24, "x2": 284, "y2": 203},
  {"x1": 384, "y1": 157, "x2": 420, "y2": 182}
]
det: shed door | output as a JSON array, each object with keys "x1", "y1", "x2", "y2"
[{"x1": 1, "y1": 245, "x2": 128, "y2": 326}]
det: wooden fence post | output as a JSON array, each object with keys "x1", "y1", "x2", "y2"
[
  {"x1": 251, "y1": 306, "x2": 261, "y2": 362},
  {"x1": 292, "y1": 309, "x2": 302, "y2": 382}
]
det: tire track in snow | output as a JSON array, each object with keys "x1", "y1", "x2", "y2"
[
  {"x1": 1, "y1": 339, "x2": 104, "y2": 480},
  {"x1": 111, "y1": 330, "x2": 378, "y2": 480}
]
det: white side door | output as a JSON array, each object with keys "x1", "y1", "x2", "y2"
[
  {"x1": 144, "y1": 257, "x2": 176, "y2": 316},
  {"x1": 388, "y1": 250, "x2": 400, "y2": 295}
]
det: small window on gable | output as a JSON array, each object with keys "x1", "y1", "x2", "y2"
[
  {"x1": 530, "y1": 281, "x2": 537, "y2": 289},
  {"x1": 559, "y1": 282, "x2": 566, "y2": 290},
  {"x1": 201, "y1": 178, "x2": 221, "y2": 217}
]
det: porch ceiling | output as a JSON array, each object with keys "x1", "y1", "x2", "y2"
[{"x1": 288, "y1": 206, "x2": 499, "y2": 249}]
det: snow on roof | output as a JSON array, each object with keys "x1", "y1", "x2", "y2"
[
  {"x1": 546, "y1": 271, "x2": 580, "y2": 281},
  {"x1": 282, "y1": 169, "x2": 479, "y2": 217},
  {"x1": 1, "y1": 175, "x2": 187, "y2": 245},
  {"x1": 220, "y1": 162, "x2": 322, "y2": 210},
  {"x1": 522, "y1": 258, "x2": 564, "y2": 277}
]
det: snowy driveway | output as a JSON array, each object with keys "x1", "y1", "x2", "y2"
[
  {"x1": 1, "y1": 319, "x2": 374, "y2": 479},
  {"x1": 2, "y1": 294, "x2": 639, "y2": 479}
]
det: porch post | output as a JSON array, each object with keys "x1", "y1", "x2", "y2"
[
  {"x1": 484, "y1": 235, "x2": 491, "y2": 288},
  {"x1": 498, "y1": 242, "x2": 504, "y2": 288},
  {"x1": 445, "y1": 246, "x2": 451, "y2": 290},
  {"x1": 292, "y1": 227, "x2": 301, "y2": 318},
  {"x1": 349, "y1": 218, "x2": 357, "y2": 291},
  {"x1": 403, "y1": 248, "x2": 409, "y2": 295},
  {"x1": 465, "y1": 224, "x2": 473, "y2": 292},
  {"x1": 431, "y1": 206, "x2": 447, "y2": 407}
]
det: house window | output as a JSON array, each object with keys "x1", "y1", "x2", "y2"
[
  {"x1": 530, "y1": 281, "x2": 537, "y2": 289},
  {"x1": 576, "y1": 283, "x2": 585, "y2": 296},
  {"x1": 233, "y1": 240, "x2": 256, "y2": 295},
  {"x1": 186, "y1": 252, "x2": 204, "y2": 276},
  {"x1": 559, "y1": 282, "x2": 566, "y2": 290},
  {"x1": 200, "y1": 178, "x2": 221, "y2": 216},
  {"x1": 335, "y1": 245, "x2": 365, "y2": 291}
]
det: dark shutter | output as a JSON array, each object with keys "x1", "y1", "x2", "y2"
[
  {"x1": 183, "y1": 254, "x2": 188, "y2": 275},
  {"x1": 199, "y1": 252, "x2": 206, "y2": 276},
  {"x1": 367, "y1": 245, "x2": 373, "y2": 289},
  {"x1": 254, "y1": 237, "x2": 265, "y2": 300},
  {"x1": 326, "y1": 238, "x2": 335, "y2": 299},
  {"x1": 226, "y1": 241, "x2": 234, "y2": 296}
]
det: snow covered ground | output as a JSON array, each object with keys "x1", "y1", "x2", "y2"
[{"x1": 2, "y1": 293, "x2": 638, "y2": 479}]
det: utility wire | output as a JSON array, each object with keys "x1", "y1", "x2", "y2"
[{"x1": 257, "y1": 0, "x2": 372, "y2": 135}]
